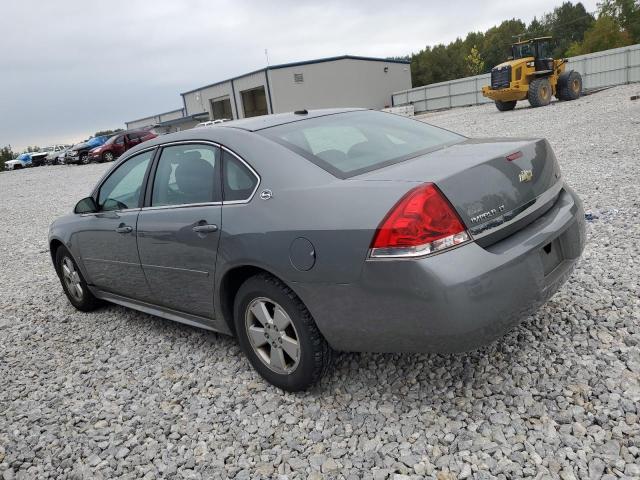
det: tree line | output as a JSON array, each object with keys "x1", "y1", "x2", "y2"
[{"x1": 407, "y1": 0, "x2": 639, "y2": 87}]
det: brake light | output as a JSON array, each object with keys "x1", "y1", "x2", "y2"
[
  {"x1": 370, "y1": 183, "x2": 470, "y2": 258},
  {"x1": 506, "y1": 151, "x2": 523, "y2": 161}
]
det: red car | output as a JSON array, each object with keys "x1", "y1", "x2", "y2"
[{"x1": 88, "y1": 129, "x2": 157, "y2": 163}]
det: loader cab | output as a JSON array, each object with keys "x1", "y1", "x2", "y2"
[{"x1": 512, "y1": 37, "x2": 554, "y2": 72}]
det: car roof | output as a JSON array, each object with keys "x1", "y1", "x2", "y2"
[{"x1": 219, "y1": 108, "x2": 364, "y2": 132}]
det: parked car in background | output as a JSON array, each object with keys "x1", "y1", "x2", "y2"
[
  {"x1": 29, "y1": 150, "x2": 51, "y2": 167},
  {"x1": 4, "y1": 153, "x2": 33, "y2": 170},
  {"x1": 54, "y1": 146, "x2": 74, "y2": 165},
  {"x1": 66, "y1": 136, "x2": 109, "y2": 165},
  {"x1": 44, "y1": 145, "x2": 70, "y2": 165},
  {"x1": 88, "y1": 129, "x2": 157, "y2": 163}
]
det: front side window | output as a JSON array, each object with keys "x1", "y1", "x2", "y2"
[
  {"x1": 259, "y1": 110, "x2": 464, "y2": 178},
  {"x1": 222, "y1": 150, "x2": 258, "y2": 201},
  {"x1": 151, "y1": 144, "x2": 221, "y2": 207},
  {"x1": 115, "y1": 135, "x2": 125, "y2": 145},
  {"x1": 98, "y1": 150, "x2": 153, "y2": 210}
]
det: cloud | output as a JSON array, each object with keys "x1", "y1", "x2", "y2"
[{"x1": 1, "y1": 0, "x2": 598, "y2": 150}]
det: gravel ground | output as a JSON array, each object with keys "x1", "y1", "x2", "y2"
[{"x1": 1, "y1": 84, "x2": 639, "y2": 480}]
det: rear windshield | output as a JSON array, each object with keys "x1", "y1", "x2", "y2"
[{"x1": 258, "y1": 110, "x2": 464, "y2": 178}]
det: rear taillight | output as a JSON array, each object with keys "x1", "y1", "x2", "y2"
[{"x1": 370, "y1": 183, "x2": 470, "y2": 258}]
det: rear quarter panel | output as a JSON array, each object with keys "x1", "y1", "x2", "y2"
[{"x1": 211, "y1": 128, "x2": 416, "y2": 285}]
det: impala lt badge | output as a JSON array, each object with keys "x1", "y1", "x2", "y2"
[
  {"x1": 470, "y1": 204, "x2": 505, "y2": 223},
  {"x1": 519, "y1": 169, "x2": 533, "y2": 183}
]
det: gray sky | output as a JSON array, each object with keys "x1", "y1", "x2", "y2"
[{"x1": 1, "y1": 0, "x2": 597, "y2": 151}]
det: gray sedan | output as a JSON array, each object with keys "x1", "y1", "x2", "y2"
[{"x1": 49, "y1": 109, "x2": 586, "y2": 391}]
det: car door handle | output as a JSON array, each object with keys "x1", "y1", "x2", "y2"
[
  {"x1": 192, "y1": 223, "x2": 218, "y2": 233},
  {"x1": 115, "y1": 225, "x2": 133, "y2": 234}
]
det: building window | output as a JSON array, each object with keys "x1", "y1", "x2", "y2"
[
  {"x1": 210, "y1": 97, "x2": 233, "y2": 120},
  {"x1": 293, "y1": 73, "x2": 304, "y2": 84},
  {"x1": 240, "y1": 87, "x2": 268, "y2": 118}
]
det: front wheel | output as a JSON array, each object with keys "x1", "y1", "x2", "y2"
[
  {"x1": 55, "y1": 246, "x2": 100, "y2": 311},
  {"x1": 234, "y1": 274, "x2": 333, "y2": 391},
  {"x1": 495, "y1": 100, "x2": 517, "y2": 111},
  {"x1": 103, "y1": 151, "x2": 115, "y2": 162},
  {"x1": 528, "y1": 77, "x2": 552, "y2": 108},
  {"x1": 80, "y1": 153, "x2": 90, "y2": 165}
]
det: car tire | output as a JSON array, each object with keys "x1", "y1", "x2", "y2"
[
  {"x1": 234, "y1": 274, "x2": 333, "y2": 391},
  {"x1": 495, "y1": 100, "x2": 517, "y2": 111},
  {"x1": 57, "y1": 157, "x2": 65, "y2": 165},
  {"x1": 528, "y1": 77, "x2": 552, "y2": 108},
  {"x1": 80, "y1": 153, "x2": 90, "y2": 165},
  {"x1": 55, "y1": 246, "x2": 100, "y2": 312},
  {"x1": 103, "y1": 152, "x2": 114, "y2": 162},
  {"x1": 557, "y1": 70, "x2": 582, "y2": 101}
]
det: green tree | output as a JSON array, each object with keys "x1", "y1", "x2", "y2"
[
  {"x1": 527, "y1": 17, "x2": 549, "y2": 37},
  {"x1": 599, "y1": 0, "x2": 640, "y2": 42},
  {"x1": 544, "y1": 2, "x2": 595, "y2": 57},
  {"x1": 0, "y1": 145, "x2": 15, "y2": 171},
  {"x1": 465, "y1": 46, "x2": 485, "y2": 75},
  {"x1": 481, "y1": 19, "x2": 527, "y2": 70},
  {"x1": 566, "y1": 14, "x2": 633, "y2": 55},
  {"x1": 94, "y1": 128, "x2": 124, "y2": 137}
]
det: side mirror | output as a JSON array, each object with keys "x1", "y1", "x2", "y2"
[{"x1": 74, "y1": 196, "x2": 98, "y2": 214}]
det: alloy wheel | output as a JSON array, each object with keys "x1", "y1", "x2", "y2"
[
  {"x1": 105, "y1": 152, "x2": 114, "y2": 162},
  {"x1": 61, "y1": 256, "x2": 84, "y2": 302},
  {"x1": 244, "y1": 297, "x2": 301, "y2": 374}
]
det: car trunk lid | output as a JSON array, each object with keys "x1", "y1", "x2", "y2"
[{"x1": 353, "y1": 138, "x2": 563, "y2": 247}]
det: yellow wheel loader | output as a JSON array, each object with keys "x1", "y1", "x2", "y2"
[{"x1": 481, "y1": 37, "x2": 583, "y2": 111}]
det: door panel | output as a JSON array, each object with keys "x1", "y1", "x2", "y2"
[
  {"x1": 76, "y1": 149, "x2": 154, "y2": 300},
  {"x1": 136, "y1": 143, "x2": 223, "y2": 319},
  {"x1": 78, "y1": 210, "x2": 153, "y2": 300},
  {"x1": 137, "y1": 206, "x2": 221, "y2": 318}
]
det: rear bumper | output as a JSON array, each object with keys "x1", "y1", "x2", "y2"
[{"x1": 295, "y1": 185, "x2": 586, "y2": 353}]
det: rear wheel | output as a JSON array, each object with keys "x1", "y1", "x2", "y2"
[
  {"x1": 528, "y1": 77, "x2": 552, "y2": 108},
  {"x1": 55, "y1": 246, "x2": 100, "y2": 311},
  {"x1": 234, "y1": 274, "x2": 333, "y2": 391},
  {"x1": 557, "y1": 71, "x2": 582, "y2": 101},
  {"x1": 495, "y1": 100, "x2": 517, "y2": 111}
]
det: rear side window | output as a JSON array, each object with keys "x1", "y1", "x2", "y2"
[
  {"x1": 259, "y1": 110, "x2": 464, "y2": 178},
  {"x1": 222, "y1": 150, "x2": 258, "y2": 201},
  {"x1": 151, "y1": 144, "x2": 221, "y2": 206}
]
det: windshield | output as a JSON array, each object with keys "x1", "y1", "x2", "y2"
[
  {"x1": 512, "y1": 42, "x2": 534, "y2": 59},
  {"x1": 259, "y1": 110, "x2": 464, "y2": 178}
]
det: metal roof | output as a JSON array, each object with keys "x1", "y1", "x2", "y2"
[
  {"x1": 154, "y1": 112, "x2": 209, "y2": 127},
  {"x1": 126, "y1": 108, "x2": 185, "y2": 125},
  {"x1": 180, "y1": 55, "x2": 411, "y2": 96}
]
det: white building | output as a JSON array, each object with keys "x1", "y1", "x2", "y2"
[{"x1": 126, "y1": 55, "x2": 411, "y2": 132}]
